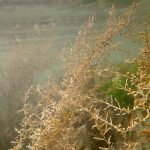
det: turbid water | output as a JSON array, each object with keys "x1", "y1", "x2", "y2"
[
  {"x1": 0, "y1": 1, "x2": 109, "y2": 80},
  {"x1": 0, "y1": 0, "x2": 150, "y2": 103},
  {"x1": 0, "y1": 0, "x2": 149, "y2": 73}
]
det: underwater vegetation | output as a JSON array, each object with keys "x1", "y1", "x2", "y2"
[{"x1": 8, "y1": 1, "x2": 150, "y2": 150}]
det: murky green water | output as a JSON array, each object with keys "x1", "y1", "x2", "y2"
[
  {"x1": 0, "y1": 1, "x2": 149, "y2": 58},
  {"x1": 0, "y1": 0, "x2": 149, "y2": 90},
  {"x1": 0, "y1": 3, "x2": 148, "y2": 45}
]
